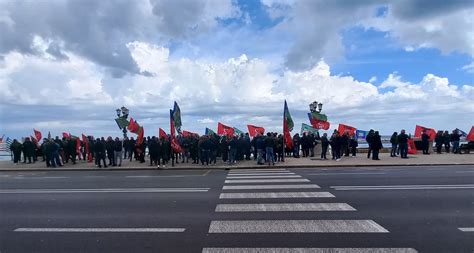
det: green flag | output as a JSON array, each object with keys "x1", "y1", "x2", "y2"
[
  {"x1": 284, "y1": 100, "x2": 294, "y2": 131},
  {"x1": 308, "y1": 112, "x2": 328, "y2": 122},
  {"x1": 115, "y1": 118, "x2": 130, "y2": 130},
  {"x1": 301, "y1": 123, "x2": 318, "y2": 135},
  {"x1": 234, "y1": 127, "x2": 244, "y2": 135}
]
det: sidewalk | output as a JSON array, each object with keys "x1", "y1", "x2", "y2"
[{"x1": 0, "y1": 153, "x2": 473, "y2": 171}]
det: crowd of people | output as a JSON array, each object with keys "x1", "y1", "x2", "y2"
[{"x1": 8, "y1": 129, "x2": 468, "y2": 168}]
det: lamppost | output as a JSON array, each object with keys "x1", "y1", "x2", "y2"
[
  {"x1": 309, "y1": 101, "x2": 323, "y2": 113},
  {"x1": 115, "y1": 106, "x2": 129, "y2": 138}
]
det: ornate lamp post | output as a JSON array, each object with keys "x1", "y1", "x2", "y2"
[
  {"x1": 115, "y1": 106, "x2": 129, "y2": 138},
  {"x1": 309, "y1": 101, "x2": 323, "y2": 113}
]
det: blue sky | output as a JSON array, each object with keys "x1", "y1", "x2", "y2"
[{"x1": 0, "y1": 0, "x2": 473, "y2": 139}]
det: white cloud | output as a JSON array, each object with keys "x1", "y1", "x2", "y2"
[
  {"x1": 462, "y1": 61, "x2": 474, "y2": 73},
  {"x1": 197, "y1": 118, "x2": 215, "y2": 124}
]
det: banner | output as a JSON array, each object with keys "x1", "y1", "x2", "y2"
[
  {"x1": 408, "y1": 138, "x2": 417, "y2": 154},
  {"x1": 182, "y1": 130, "x2": 198, "y2": 137},
  {"x1": 159, "y1": 128, "x2": 167, "y2": 139},
  {"x1": 218, "y1": 122, "x2": 234, "y2": 136},
  {"x1": 355, "y1": 130, "x2": 368, "y2": 140},
  {"x1": 169, "y1": 109, "x2": 182, "y2": 152},
  {"x1": 308, "y1": 113, "x2": 330, "y2": 130},
  {"x1": 172, "y1": 101, "x2": 182, "y2": 134},
  {"x1": 205, "y1": 127, "x2": 216, "y2": 135},
  {"x1": 300, "y1": 123, "x2": 318, "y2": 135},
  {"x1": 62, "y1": 132, "x2": 71, "y2": 139},
  {"x1": 414, "y1": 125, "x2": 436, "y2": 141},
  {"x1": 34, "y1": 129, "x2": 42, "y2": 142},
  {"x1": 283, "y1": 100, "x2": 293, "y2": 148},
  {"x1": 338, "y1": 124, "x2": 356, "y2": 137},
  {"x1": 127, "y1": 118, "x2": 140, "y2": 133},
  {"x1": 234, "y1": 127, "x2": 244, "y2": 136},
  {"x1": 247, "y1": 125, "x2": 265, "y2": 137},
  {"x1": 467, "y1": 126, "x2": 474, "y2": 142},
  {"x1": 455, "y1": 128, "x2": 467, "y2": 137}
]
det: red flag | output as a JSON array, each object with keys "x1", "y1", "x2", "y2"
[
  {"x1": 218, "y1": 122, "x2": 235, "y2": 136},
  {"x1": 76, "y1": 137, "x2": 81, "y2": 152},
  {"x1": 338, "y1": 124, "x2": 356, "y2": 137},
  {"x1": 62, "y1": 132, "x2": 70, "y2": 138},
  {"x1": 467, "y1": 126, "x2": 474, "y2": 142},
  {"x1": 34, "y1": 129, "x2": 42, "y2": 141},
  {"x1": 309, "y1": 118, "x2": 330, "y2": 130},
  {"x1": 127, "y1": 118, "x2": 140, "y2": 133},
  {"x1": 408, "y1": 138, "x2": 417, "y2": 154},
  {"x1": 283, "y1": 100, "x2": 293, "y2": 149},
  {"x1": 414, "y1": 125, "x2": 436, "y2": 141},
  {"x1": 159, "y1": 128, "x2": 167, "y2": 139},
  {"x1": 136, "y1": 127, "x2": 144, "y2": 145},
  {"x1": 247, "y1": 125, "x2": 265, "y2": 137},
  {"x1": 30, "y1": 136, "x2": 39, "y2": 147},
  {"x1": 182, "y1": 130, "x2": 197, "y2": 137}
]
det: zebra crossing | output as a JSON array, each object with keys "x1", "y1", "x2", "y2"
[{"x1": 203, "y1": 168, "x2": 418, "y2": 253}]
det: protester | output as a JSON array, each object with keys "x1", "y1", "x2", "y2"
[
  {"x1": 22, "y1": 137, "x2": 36, "y2": 164},
  {"x1": 421, "y1": 130, "x2": 430, "y2": 155},
  {"x1": 94, "y1": 138, "x2": 107, "y2": 168},
  {"x1": 372, "y1": 131, "x2": 382, "y2": 160},
  {"x1": 390, "y1": 132, "x2": 398, "y2": 157},
  {"x1": 435, "y1": 131, "x2": 444, "y2": 154},
  {"x1": 398, "y1": 129, "x2": 409, "y2": 159},
  {"x1": 366, "y1": 129, "x2": 374, "y2": 159},
  {"x1": 443, "y1": 130, "x2": 451, "y2": 153},
  {"x1": 451, "y1": 129, "x2": 461, "y2": 154},
  {"x1": 265, "y1": 132, "x2": 275, "y2": 166},
  {"x1": 292, "y1": 133, "x2": 301, "y2": 158},
  {"x1": 320, "y1": 133, "x2": 329, "y2": 160},
  {"x1": 330, "y1": 131, "x2": 341, "y2": 161},
  {"x1": 349, "y1": 135, "x2": 358, "y2": 157}
]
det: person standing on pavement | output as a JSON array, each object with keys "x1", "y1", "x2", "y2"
[
  {"x1": 434, "y1": 131, "x2": 444, "y2": 154},
  {"x1": 451, "y1": 129, "x2": 461, "y2": 154},
  {"x1": 372, "y1": 131, "x2": 382, "y2": 160},
  {"x1": 390, "y1": 132, "x2": 398, "y2": 157},
  {"x1": 397, "y1": 129, "x2": 409, "y2": 159},
  {"x1": 320, "y1": 133, "x2": 329, "y2": 160},
  {"x1": 443, "y1": 130, "x2": 451, "y2": 153},
  {"x1": 366, "y1": 129, "x2": 374, "y2": 159},
  {"x1": 421, "y1": 130, "x2": 430, "y2": 155},
  {"x1": 10, "y1": 139, "x2": 22, "y2": 164},
  {"x1": 349, "y1": 135, "x2": 358, "y2": 157},
  {"x1": 94, "y1": 138, "x2": 107, "y2": 168},
  {"x1": 265, "y1": 132, "x2": 275, "y2": 166},
  {"x1": 114, "y1": 137, "x2": 123, "y2": 167}
]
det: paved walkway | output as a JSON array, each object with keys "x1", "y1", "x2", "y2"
[{"x1": 0, "y1": 153, "x2": 472, "y2": 171}]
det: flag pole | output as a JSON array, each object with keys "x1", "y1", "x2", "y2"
[{"x1": 282, "y1": 100, "x2": 285, "y2": 162}]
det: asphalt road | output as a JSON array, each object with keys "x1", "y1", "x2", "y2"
[{"x1": 0, "y1": 165, "x2": 473, "y2": 253}]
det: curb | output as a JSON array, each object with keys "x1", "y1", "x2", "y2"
[{"x1": 0, "y1": 163, "x2": 473, "y2": 172}]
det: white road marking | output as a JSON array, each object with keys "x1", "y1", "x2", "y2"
[
  {"x1": 227, "y1": 173, "x2": 296, "y2": 176},
  {"x1": 331, "y1": 184, "x2": 474, "y2": 190},
  {"x1": 307, "y1": 172, "x2": 385, "y2": 176},
  {"x1": 219, "y1": 192, "x2": 334, "y2": 199},
  {"x1": 14, "y1": 228, "x2": 185, "y2": 233},
  {"x1": 227, "y1": 175, "x2": 302, "y2": 179},
  {"x1": 0, "y1": 188, "x2": 210, "y2": 194},
  {"x1": 126, "y1": 175, "x2": 202, "y2": 178},
  {"x1": 202, "y1": 248, "x2": 418, "y2": 253},
  {"x1": 229, "y1": 169, "x2": 289, "y2": 173},
  {"x1": 84, "y1": 176, "x2": 106, "y2": 178},
  {"x1": 458, "y1": 227, "x2": 474, "y2": 232},
  {"x1": 223, "y1": 184, "x2": 320, "y2": 190},
  {"x1": 208, "y1": 220, "x2": 389, "y2": 233},
  {"x1": 215, "y1": 203, "x2": 355, "y2": 212},
  {"x1": 41, "y1": 176, "x2": 69, "y2": 179},
  {"x1": 455, "y1": 171, "x2": 474, "y2": 173},
  {"x1": 225, "y1": 179, "x2": 310, "y2": 184}
]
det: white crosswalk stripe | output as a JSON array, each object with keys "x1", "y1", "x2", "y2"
[
  {"x1": 225, "y1": 179, "x2": 310, "y2": 184},
  {"x1": 229, "y1": 169, "x2": 289, "y2": 173},
  {"x1": 208, "y1": 220, "x2": 389, "y2": 233},
  {"x1": 228, "y1": 173, "x2": 296, "y2": 176},
  {"x1": 202, "y1": 248, "x2": 418, "y2": 253},
  {"x1": 223, "y1": 184, "x2": 320, "y2": 190},
  {"x1": 215, "y1": 203, "x2": 356, "y2": 212},
  {"x1": 226, "y1": 175, "x2": 302, "y2": 179},
  {"x1": 219, "y1": 192, "x2": 334, "y2": 199}
]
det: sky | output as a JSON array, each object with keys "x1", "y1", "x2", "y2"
[{"x1": 0, "y1": 0, "x2": 473, "y2": 139}]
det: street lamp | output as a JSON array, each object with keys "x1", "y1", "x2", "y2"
[
  {"x1": 115, "y1": 106, "x2": 129, "y2": 138},
  {"x1": 309, "y1": 101, "x2": 323, "y2": 113}
]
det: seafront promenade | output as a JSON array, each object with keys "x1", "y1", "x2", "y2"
[{"x1": 1, "y1": 152, "x2": 472, "y2": 171}]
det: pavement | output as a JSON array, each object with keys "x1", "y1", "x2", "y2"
[
  {"x1": 0, "y1": 152, "x2": 473, "y2": 171},
  {"x1": 0, "y1": 165, "x2": 473, "y2": 252}
]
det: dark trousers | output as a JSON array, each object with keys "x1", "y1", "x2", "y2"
[
  {"x1": 350, "y1": 146, "x2": 356, "y2": 156},
  {"x1": 321, "y1": 145, "x2": 328, "y2": 159},
  {"x1": 399, "y1": 143, "x2": 408, "y2": 158},
  {"x1": 444, "y1": 143, "x2": 450, "y2": 153},
  {"x1": 373, "y1": 149, "x2": 380, "y2": 160},
  {"x1": 95, "y1": 153, "x2": 107, "y2": 168},
  {"x1": 422, "y1": 142, "x2": 429, "y2": 154},
  {"x1": 13, "y1": 151, "x2": 21, "y2": 163},
  {"x1": 367, "y1": 145, "x2": 372, "y2": 158},
  {"x1": 201, "y1": 149, "x2": 209, "y2": 165}
]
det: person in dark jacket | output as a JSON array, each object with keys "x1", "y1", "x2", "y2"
[
  {"x1": 113, "y1": 137, "x2": 123, "y2": 166},
  {"x1": 330, "y1": 131, "x2": 341, "y2": 161},
  {"x1": 349, "y1": 135, "x2": 358, "y2": 157},
  {"x1": 341, "y1": 132, "x2": 350, "y2": 157},
  {"x1": 434, "y1": 131, "x2": 444, "y2": 154},
  {"x1": 22, "y1": 137, "x2": 36, "y2": 164},
  {"x1": 390, "y1": 132, "x2": 398, "y2": 157},
  {"x1": 320, "y1": 133, "x2": 329, "y2": 160},
  {"x1": 371, "y1": 131, "x2": 382, "y2": 160},
  {"x1": 228, "y1": 136, "x2": 238, "y2": 165},
  {"x1": 365, "y1": 129, "x2": 375, "y2": 159},
  {"x1": 255, "y1": 134, "x2": 265, "y2": 165},
  {"x1": 443, "y1": 130, "x2": 451, "y2": 153},
  {"x1": 94, "y1": 138, "x2": 107, "y2": 168},
  {"x1": 421, "y1": 130, "x2": 430, "y2": 155},
  {"x1": 148, "y1": 136, "x2": 159, "y2": 166},
  {"x1": 10, "y1": 139, "x2": 22, "y2": 164},
  {"x1": 105, "y1": 137, "x2": 115, "y2": 165},
  {"x1": 292, "y1": 133, "x2": 301, "y2": 158},
  {"x1": 264, "y1": 133, "x2": 275, "y2": 166},
  {"x1": 451, "y1": 129, "x2": 461, "y2": 154},
  {"x1": 397, "y1": 129, "x2": 409, "y2": 159}
]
